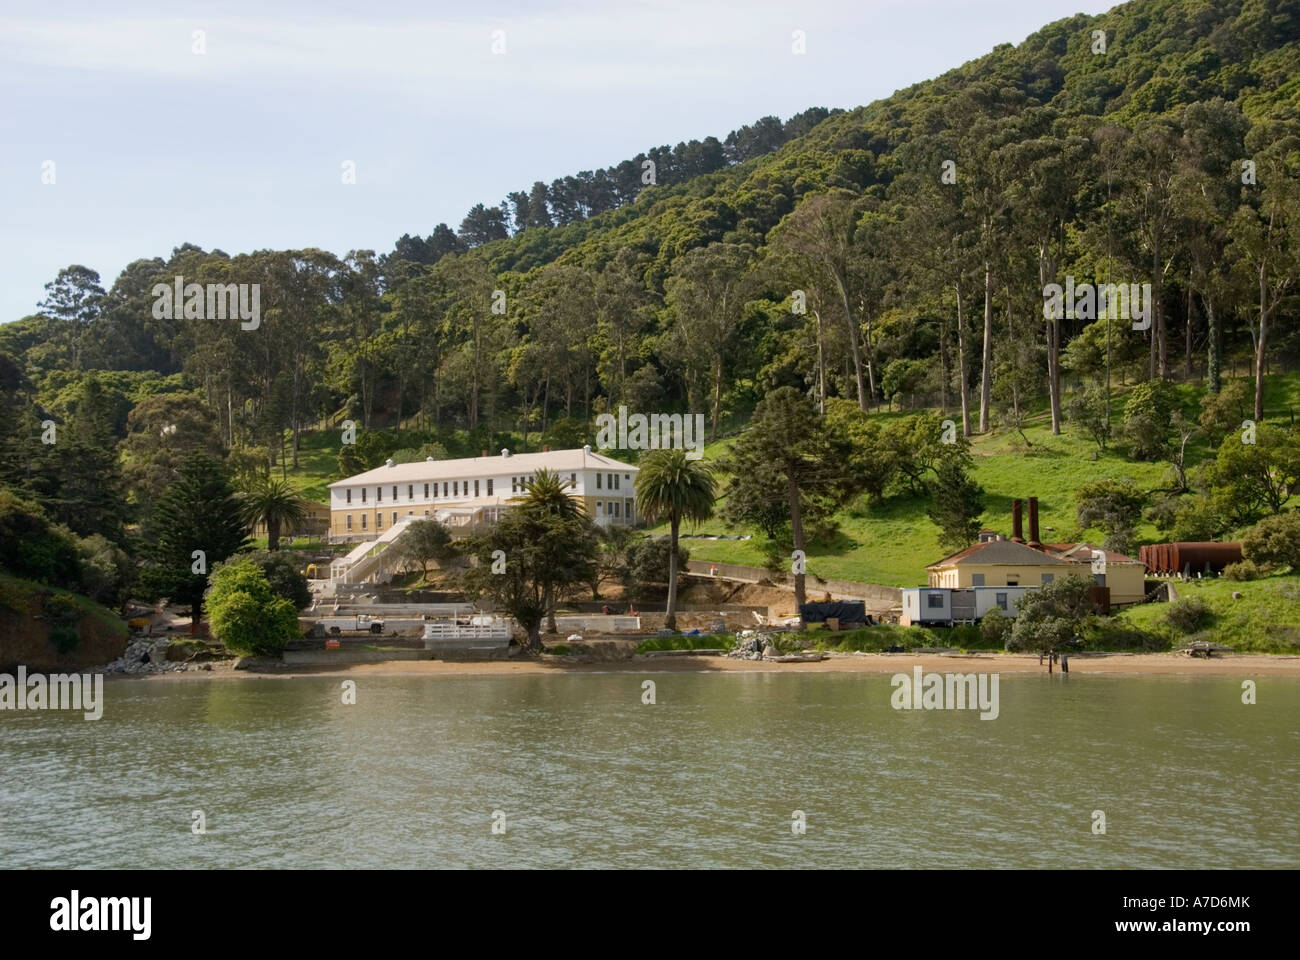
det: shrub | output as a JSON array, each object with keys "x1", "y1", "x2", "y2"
[
  {"x1": 43, "y1": 593, "x2": 82, "y2": 654},
  {"x1": 1164, "y1": 597, "x2": 1212, "y2": 634},
  {"x1": 1222, "y1": 559, "x2": 1263, "y2": 581},
  {"x1": 545, "y1": 644, "x2": 572, "y2": 656},
  {"x1": 1242, "y1": 511, "x2": 1300, "y2": 572},
  {"x1": 205, "y1": 558, "x2": 300, "y2": 656},
  {"x1": 980, "y1": 608, "x2": 1013, "y2": 648},
  {"x1": 1121, "y1": 380, "x2": 1179, "y2": 461}
]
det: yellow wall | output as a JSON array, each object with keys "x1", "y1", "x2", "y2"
[{"x1": 929, "y1": 562, "x2": 1146, "y2": 605}]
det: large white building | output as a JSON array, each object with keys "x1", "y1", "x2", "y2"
[{"x1": 326, "y1": 445, "x2": 639, "y2": 543}]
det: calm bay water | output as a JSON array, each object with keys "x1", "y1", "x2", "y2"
[{"x1": 1, "y1": 671, "x2": 1297, "y2": 869}]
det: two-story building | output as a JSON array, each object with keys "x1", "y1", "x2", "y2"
[{"x1": 326, "y1": 445, "x2": 639, "y2": 543}]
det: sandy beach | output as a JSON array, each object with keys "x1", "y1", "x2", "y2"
[{"x1": 126, "y1": 651, "x2": 1300, "y2": 681}]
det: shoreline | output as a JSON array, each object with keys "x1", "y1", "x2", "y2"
[{"x1": 110, "y1": 651, "x2": 1300, "y2": 681}]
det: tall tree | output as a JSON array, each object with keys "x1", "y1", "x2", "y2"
[{"x1": 634, "y1": 449, "x2": 716, "y2": 631}]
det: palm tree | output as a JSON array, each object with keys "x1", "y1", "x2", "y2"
[
  {"x1": 239, "y1": 478, "x2": 308, "y2": 552},
  {"x1": 634, "y1": 449, "x2": 716, "y2": 631}
]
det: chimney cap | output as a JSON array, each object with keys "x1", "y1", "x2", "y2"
[
  {"x1": 385, "y1": 459, "x2": 394, "y2": 468},
  {"x1": 501, "y1": 448, "x2": 510, "y2": 457}
]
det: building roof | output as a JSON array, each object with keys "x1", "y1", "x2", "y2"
[
  {"x1": 329, "y1": 447, "x2": 638, "y2": 488},
  {"x1": 928, "y1": 538, "x2": 1139, "y2": 570},
  {"x1": 928, "y1": 538, "x2": 1070, "y2": 569}
]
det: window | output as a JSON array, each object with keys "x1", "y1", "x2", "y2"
[
  {"x1": 926, "y1": 593, "x2": 944, "y2": 609},
  {"x1": 408, "y1": 485, "x2": 414, "y2": 500},
  {"x1": 424, "y1": 483, "x2": 429, "y2": 498},
  {"x1": 486, "y1": 479, "x2": 493, "y2": 496},
  {"x1": 612, "y1": 502, "x2": 620, "y2": 517},
  {"x1": 971, "y1": 574, "x2": 985, "y2": 586},
  {"x1": 474, "y1": 480, "x2": 480, "y2": 497},
  {"x1": 361, "y1": 514, "x2": 367, "y2": 530},
  {"x1": 453, "y1": 481, "x2": 459, "y2": 496},
  {"x1": 376, "y1": 514, "x2": 383, "y2": 529},
  {"x1": 1041, "y1": 573, "x2": 1054, "y2": 585},
  {"x1": 346, "y1": 515, "x2": 353, "y2": 531},
  {"x1": 392, "y1": 486, "x2": 397, "y2": 500},
  {"x1": 996, "y1": 593, "x2": 1008, "y2": 611},
  {"x1": 361, "y1": 488, "x2": 367, "y2": 503},
  {"x1": 393, "y1": 512, "x2": 398, "y2": 525},
  {"x1": 596, "y1": 473, "x2": 602, "y2": 490},
  {"x1": 1006, "y1": 579, "x2": 1018, "y2": 587},
  {"x1": 346, "y1": 489, "x2": 352, "y2": 504},
  {"x1": 1094, "y1": 573, "x2": 1107, "y2": 587},
  {"x1": 424, "y1": 510, "x2": 429, "y2": 517},
  {"x1": 596, "y1": 501, "x2": 603, "y2": 514},
  {"x1": 377, "y1": 487, "x2": 383, "y2": 502}
]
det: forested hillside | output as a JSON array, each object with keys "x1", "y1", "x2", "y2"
[{"x1": 3, "y1": 0, "x2": 1300, "y2": 620}]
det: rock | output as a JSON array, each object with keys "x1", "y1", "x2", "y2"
[{"x1": 1232, "y1": 591, "x2": 1244, "y2": 600}]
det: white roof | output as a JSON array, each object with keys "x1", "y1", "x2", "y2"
[{"x1": 329, "y1": 447, "x2": 638, "y2": 488}]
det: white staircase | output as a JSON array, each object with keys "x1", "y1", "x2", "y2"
[{"x1": 330, "y1": 516, "x2": 419, "y2": 584}]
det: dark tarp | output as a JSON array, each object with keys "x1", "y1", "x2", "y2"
[{"x1": 800, "y1": 601, "x2": 869, "y2": 624}]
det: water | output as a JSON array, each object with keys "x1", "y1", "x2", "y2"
[{"x1": 1, "y1": 672, "x2": 1297, "y2": 868}]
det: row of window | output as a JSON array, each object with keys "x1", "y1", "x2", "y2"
[
  {"x1": 344, "y1": 509, "x2": 438, "y2": 531},
  {"x1": 970, "y1": 573, "x2": 1055, "y2": 587},
  {"x1": 927, "y1": 591, "x2": 1016, "y2": 610},
  {"x1": 345, "y1": 479, "x2": 494, "y2": 505},
  {"x1": 340, "y1": 498, "x2": 634, "y2": 531},
  {"x1": 595, "y1": 472, "x2": 630, "y2": 491}
]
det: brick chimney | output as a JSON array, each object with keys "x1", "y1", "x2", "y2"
[
  {"x1": 1027, "y1": 496, "x2": 1042, "y2": 549},
  {"x1": 1011, "y1": 499, "x2": 1024, "y2": 543},
  {"x1": 541, "y1": 444, "x2": 549, "y2": 452},
  {"x1": 481, "y1": 450, "x2": 488, "y2": 458}
]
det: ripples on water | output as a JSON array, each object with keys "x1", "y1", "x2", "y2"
[{"x1": 1, "y1": 672, "x2": 1296, "y2": 868}]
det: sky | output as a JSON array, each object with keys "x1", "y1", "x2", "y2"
[{"x1": 0, "y1": 0, "x2": 1115, "y2": 324}]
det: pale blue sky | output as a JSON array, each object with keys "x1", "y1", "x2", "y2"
[{"x1": 0, "y1": 0, "x2": 1113, "y2": 325}]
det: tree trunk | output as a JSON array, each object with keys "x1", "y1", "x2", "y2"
[
  {"x1": 979, "y1": 260, "x2": 993, "y2": 433},
  {"x1": 954, "y1": 281, "x2": 970, "y2": 437},
  {"x1": 1255, "y1": 269, "x2": 1270, "y2": 422},
  {"x1": 1206, "y1": 295, "x2": 1220, "y2": 394},
  {"x1": 665, "y1": 517, "x2": 680, "y2": 632},
  {"x1": 787, "y1": 473, "x2": 806, "y2": 629},
  {"x1": 834, "y1": 268, "x2": 868, "y2": 411},
  {"x1": 268, "y1": 517, "x2": 280, "y2": 552}
]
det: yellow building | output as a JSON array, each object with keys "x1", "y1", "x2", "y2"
[
  {"x1": 924, "y1": 498, "x2": 1147, "y2": 607},
  {"x1": 925, "y1": 538, "x2": 1145, "y2": 606}
]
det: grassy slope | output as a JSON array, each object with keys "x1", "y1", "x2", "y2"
[
  {"x1": 1115, "y1": 572, "x2": 1300, "y2": 654},
  {"x1": 648, "y1": 373, "x2": 1300, "y2": 587},
  {"x1": 0, "y1": 572, "x2": 129, "y2": 640}
]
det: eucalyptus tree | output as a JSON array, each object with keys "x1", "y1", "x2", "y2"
[
  {"x1": 766, "y1": 190, "x2": 874, "y2": 409},
  {"x1": 1230, "y1": 119, "x2": 1300, "y2": 421},
  {"x1": 1173, "y1": 100, "x2": 1248, "y2": 393},
  {"x1": 663, "y1": 241, "x2": 756, "y2": 438}
]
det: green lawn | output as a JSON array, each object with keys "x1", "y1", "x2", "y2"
[
  {"x1": 649, "y1": 373, "x2": 1300, "y2": 588},
  {"x1": 1114, "y1": 572, "x2": 1300, "y2": 654}
]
